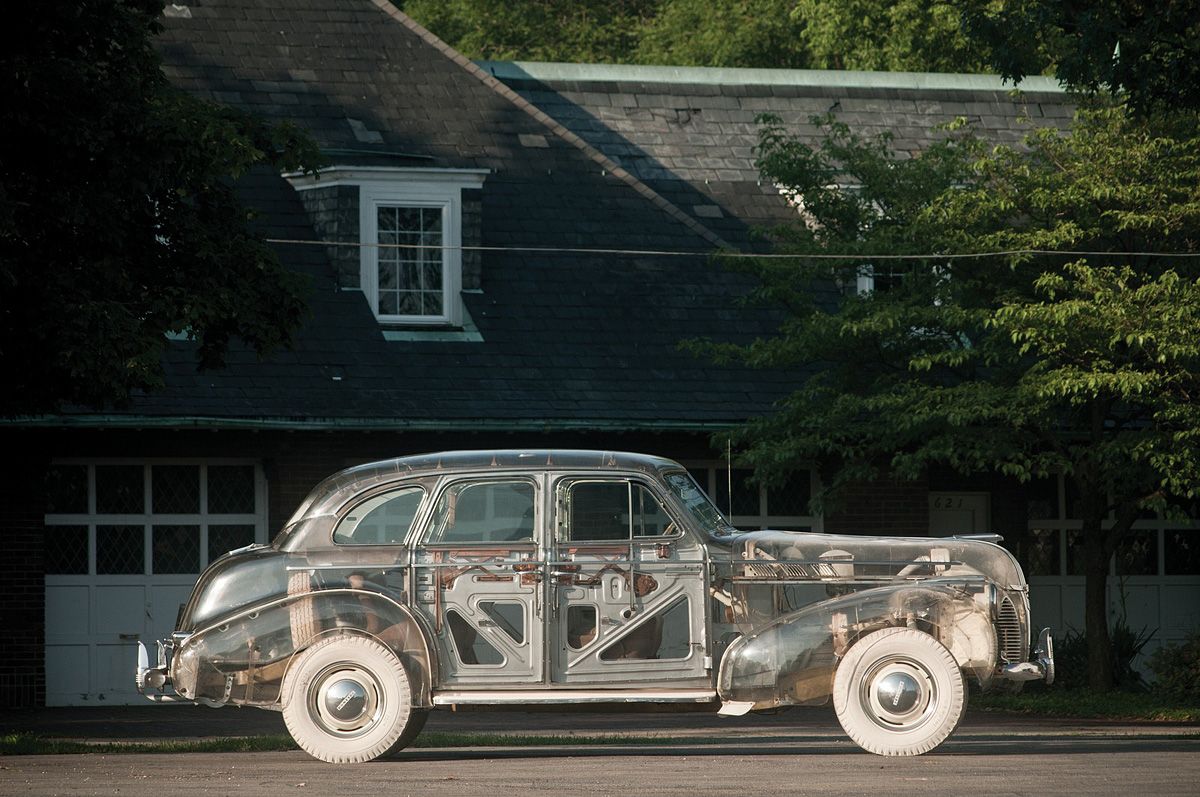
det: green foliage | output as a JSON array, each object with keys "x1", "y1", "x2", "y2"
[
  {"x1": 1052, "y1": 621, "x2": 1155, "y2": 691},
  {"x1": 958, "y1": 0, "x2": 1200, "y2": 115},
  {"x1": 402, "y1": 0, "x2": 658, "y2": 63},
  {"x1": 726, "y1": 106, "x2": 1200, "y2": 510},
  {"x1": 795, "y1": 0, "x2": 987, "y2": 72},
  {"x1": 402, "y1": 0, "x2": 991, "y2": 72},
  {"x1": 714, "y1": 105, "x2": 1200, "y2": 688},
  {"x1": 634, "y1": 0, "x2": 810, "y2": 69},
  {"x1": 973, "y1": 689, "x2": 1200, "y2": 721},
  {"x1": 1, "y1": 0, "x2": 321, "y2": 415},
  {"x1": 1148, "y1": 633, "x2": 1200, "y2": 701}
]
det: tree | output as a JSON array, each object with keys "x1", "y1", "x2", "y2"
[
  {"x1": 634, "y1": 0, "x2": 811, "y2": 69},
  {"x1": 795, "y1": 0, "x2": 987, "y2": 72},
  {"x1": 711, "y1": 106, "x2": 1200, "y2": 690},
  {"x1": 958, "y1": 0, "x2": 1200, "y2": 116},
  {"x1": 1, "y1": 0, "x2": 320, "y2": 415},
  {"x1": 401, "y1": 0, "x2": 658, "y2": 64}
]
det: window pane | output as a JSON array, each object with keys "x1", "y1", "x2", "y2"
[
  {"x1": 96, "y1": 465, "x2": 144, "y2": 514},
  {"x1": 152, "y1": 524, "x2": 200, "y2": 574},
  {"x1": 1026, "y1": 477, "x2": 1058, "y2": 521},
  {"x1": 447, "y1": 610, "x2": 504, "y2": 665},
  {"x1": 378, "y1": 291, "x2": 399, "y2": 315},
  {"x1": 207, "y1": 465, "x2": 255, "y2": 514},
  {"x1": 335, "y1": 488, "x2": 423, "y2": 545},
  {"x1": 765, "y1": 470, "x2": 812, "y2": 516},
  {"x1": 377, "y1": 206, "x2": 397, "y2": 232},
  {"x1": 396, "y1": 206, "x2": 421, "y2": 231},
  {"x1": 46, "y1": 465, "x2": 88, "y2": 514},
  {"x1": 1115, "y1": 530, "x2": 1157, "y2": 576},
  {"x1": 600, "y1": 597, "x2": 690, "y2": 660},
  {"x1": 152, "y1": 465, "x2": 199, "y2": 514},
  {"x1": 97, "y1": 525, "x2": 144, "y2": 574},
  {"x1": 1165, "y1": 530, "x2": 1200, "y2": 575},
  {"x1": 398, "y1": 291, "x2": 420, "y2": 315},
  {"x1": 713, "y1": 468, "x2": 759, "y2": 517},
  {"x1": 429, "y1": 481, "x2": 535, "y2": 543},
  {"x1": 570, "y1": 482, "x2": 630, "y2": 542},
  {"x1": 633, "y1": 485, "x2": 674, "y2": 537},
  {"x1": 423, "y1": 291, "x2": 443, "y2": 316},
  {"x1": 209, "y1": 524, "x2": 255, "y2": 562},
  {"x1": 422, "y1": 207, "x2": 442, "y2": 233},
  {"x1": 45, "y1": 525, "x2": 88, "y2": 575},
  {"x1": 1065, "y1": 529, "x2": 1087, "y2": 575},
  {"x1": 1023, "y1": 528, "x2": 1061, "y2": 576}
]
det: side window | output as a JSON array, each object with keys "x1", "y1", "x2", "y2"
[
  {"x1": 426, "y1": 480, "x2": 536, "y2": 544},
  {"x1": 333, "y1": 487, "x2": 424, "y2": 545},
  {"x1": 566, "y1": 481, "x2": 676, "y2": 542}
]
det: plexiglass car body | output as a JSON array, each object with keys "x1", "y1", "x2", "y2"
[{"x1": 136, "y1": 450, "x2": 1053, "y2": 761}]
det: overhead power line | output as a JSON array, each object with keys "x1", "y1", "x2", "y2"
[{"x1": 262, "y1": 237, "x2": 1200, "y2": 261}]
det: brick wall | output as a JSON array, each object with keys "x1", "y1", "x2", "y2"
[{"x1": 0, "y1": 442, "x2": 48, "y2": 707}]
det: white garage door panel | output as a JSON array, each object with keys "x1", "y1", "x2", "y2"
[
  {"x1": 1028, "y1": 583, "x2": 1062, "y2": 633},
  {"x1": 148, "y1": 585, "x2": 194, "y2": 640},
  {"x1": 95, "y1": 643, "x2": 141, "y2": 703},
  {"x1": 45, "y1": 644, "x2": 91, "y2": 706},
  {"x1": 94, "y1": 585, "x2": 147, "y2": 638},
  {"x1": 1162, "y1": 584, "x2": 1200, "y2": 635},
  {"x1": 43, "y1": 460, "x2": 267, "y2": 706},
  {"x1": 1119, "y1": 584, "x2": 1161, "y2": 634},
  {"x1": 45, "y1": 586, "x2": 90, "y2": 637}
]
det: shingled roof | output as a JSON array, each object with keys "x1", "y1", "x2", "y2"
[
  {"x1": 35, "y1": 0, "x2": 1074, "y2": 431},
  {"x1": 483, "y1": 62, "x2": 1074, "y2": 249}
]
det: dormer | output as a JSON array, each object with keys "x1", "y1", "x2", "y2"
[{"x1": 286, "y1": 166, "x2": 488, "y2": 328}]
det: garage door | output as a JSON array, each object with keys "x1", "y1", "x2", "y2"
[{"x1": 43, "y1": 461, "x2": 267, "y2": 706}]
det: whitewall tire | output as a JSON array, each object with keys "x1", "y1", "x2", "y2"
[
  {"x1": 833, "y1": 627, "x2": 966, "y2": 756},
  {"x1": 282, "y1": 634, "x2": 423, "y2": 763}
]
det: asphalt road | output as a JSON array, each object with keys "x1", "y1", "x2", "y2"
[{"x1": 5, "y1": 734, "x2": 1200, "y2": 796}]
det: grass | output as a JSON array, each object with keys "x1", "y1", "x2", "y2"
[
  {"x1": 973, "y1": 689, "x2": 1200, "y2": 722},
  {"x1": 0, "y1": 730, "x2": 703, "y2": 757}
]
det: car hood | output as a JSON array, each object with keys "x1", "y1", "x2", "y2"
[{"x1": 715, "y1": 528, "x2": 1027, "y2": 590}]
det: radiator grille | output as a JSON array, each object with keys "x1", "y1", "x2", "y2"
[{"x1": 997, "y1": 596, "x2": 1024, "y2": 663}]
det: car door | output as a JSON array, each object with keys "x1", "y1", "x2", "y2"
[
  {"x1": 411, "y1": 475, "x2": 545, "y2": 685},
  {"x1": 549, "y1": 474, "x2": 709, "y2": 685}
]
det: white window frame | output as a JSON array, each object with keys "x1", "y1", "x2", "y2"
[
  {"x1": 284, "y1": 166, "x2": 488, "y2": 328},
  {"x1": 361, "y1": 183, "x2": 459, "y2": 326}
]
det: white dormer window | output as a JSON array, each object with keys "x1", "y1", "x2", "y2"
[
  {"x1": 286, "y1": 166, "x2": 487, "y2": 327},
  {"x1": 361, "y1": 181, "x2": 462, "y2": 325}
]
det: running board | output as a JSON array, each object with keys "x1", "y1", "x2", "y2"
[{"x1": 432, "y1": 688, "x2": 717, "y2": 706}]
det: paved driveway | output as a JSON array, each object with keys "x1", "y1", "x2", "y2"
[
  {"x1": 5, "y1": 735, "x2": 1200, "y2": 796},
  {"x1": 3, "y1": 708, "x2": 1198, "y2": 796}
]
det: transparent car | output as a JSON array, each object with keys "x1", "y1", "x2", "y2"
[{"x1": 135, "y1": 450, "x2": 1053, "y2": 761}]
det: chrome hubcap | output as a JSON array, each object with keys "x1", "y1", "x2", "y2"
[
  {"x1": 310, "y1": 664, "x2": 382, "y2": 738},
  {"x1": 861, "y1": 657, "x2": 936, "y2": 731}
]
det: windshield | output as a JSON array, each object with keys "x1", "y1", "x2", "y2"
[{"x1": 664, "y1": 470, "x2": 735, "y2": 536}]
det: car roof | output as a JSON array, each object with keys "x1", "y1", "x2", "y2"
[{"x1": 288, "y1": 449, "x2": 684, "y2": 524}]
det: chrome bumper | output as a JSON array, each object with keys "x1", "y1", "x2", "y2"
[
  {"x1": 134, "y1": 635, "x2": 192, "y2": 703},
  {"x1": 998, "y1": 627, "x2": 1055, "y2": 684}
]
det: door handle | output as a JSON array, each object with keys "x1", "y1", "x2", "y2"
[{"x1": 118, "y1": 633, "x2": 140, "y2": 641}]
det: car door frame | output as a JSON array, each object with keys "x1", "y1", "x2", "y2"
[
  {"x1": 410, "y1": 472, "x2": 547, "y2": 686},
  {"x1": 547, "y1": 471, "x2": 711, "y2": 686}
]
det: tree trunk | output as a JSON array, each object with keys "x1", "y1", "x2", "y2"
[{"x1": 1081, "y1": 523, "x2": 1114, "y2": 692}]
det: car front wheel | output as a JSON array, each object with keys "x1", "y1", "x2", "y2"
[
  {"x1": 282, "y1": 634, "x2": 424, "y2": 763},
  {"x1": 832, "y1": 627, "x2": 966, "y2": 756}
]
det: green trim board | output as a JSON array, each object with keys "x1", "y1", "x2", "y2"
[
  {"x1": 478, "y1": 60, "x2": 1067, "y2": 94},
  {"x1": 0, "y1": 415, "x2": 735, "y2": 432}
]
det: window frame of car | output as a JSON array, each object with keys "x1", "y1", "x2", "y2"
[
  {"x1": 330, "y1": 482, "x2": 430, "y2": 547},
  {"x1": 554, "y1": 474, "x2": 688, "y2": 545},
  {"x1": 418, "y1": 475, "x2": 541, "y2": 548}
]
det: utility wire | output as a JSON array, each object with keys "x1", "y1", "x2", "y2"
[{"x1": 263, "y1": 237, "x2": 1200, "y2": 261}]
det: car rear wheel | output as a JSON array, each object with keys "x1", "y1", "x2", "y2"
[
  {"x1": 282, "y1": 634, "x2": 422, "y2": 763},
  {"x1": 832, "y1": 627, "x2": 966, "y2": 756}
]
